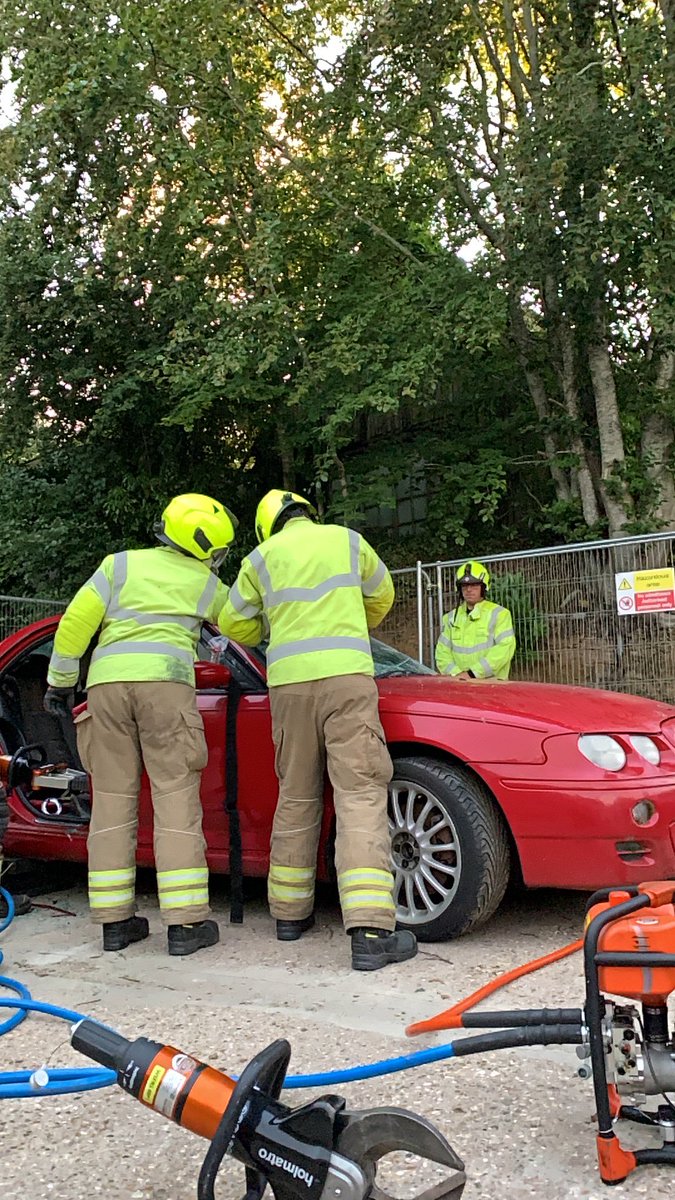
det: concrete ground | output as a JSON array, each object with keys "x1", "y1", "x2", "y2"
[{"x1": 0, "y1": 869, "x2": 669, "y2": 1200}]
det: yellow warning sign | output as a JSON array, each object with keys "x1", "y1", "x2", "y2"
[
  {"x1": 634, "y1": 568, "x2": 674, "y2": 592},
  {"x1": 615, "y1": 567, "x2": 675, "y2": 614}
]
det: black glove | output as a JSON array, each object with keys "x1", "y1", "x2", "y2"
[{"x1": 43, "y1": 686, "x2": 76, "y2": 715}]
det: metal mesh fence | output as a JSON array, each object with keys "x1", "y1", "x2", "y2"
[
  {"x1": 4, "y1": 534, "x2": 675, "y2": 703},
  {"x1": 386, "y1": 534, "x2": 675, "y2": 703},
  {"x1": 377, "y1": 567, "x2": 439, "y2": 666},
  {"x1": 0, "y1": 595, "x2": 65, "y2": 642}
]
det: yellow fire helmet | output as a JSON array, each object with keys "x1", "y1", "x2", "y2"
[
  {"x1": 456, "y1": 560, "x2": 491, "y2": 590},
  {"x1": 255, "y1": 489, "x2": 317, "y2": 543},
  {"x1": 155, "y1": 493, "x2": 239, "y2": 563}
]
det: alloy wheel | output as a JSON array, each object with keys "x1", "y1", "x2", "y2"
[{"x1": 388, "y1": 779, "x2": 462, "y2": 928}]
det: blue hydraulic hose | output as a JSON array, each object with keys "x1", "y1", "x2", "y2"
[
  {"x1": 0, "y1": 888, "x2": 15, "y2": 934},
  {"x1": 1, "y1": 885, "x2": 464, "y2": 1093},
  {"x1": 0, "y1": 886, "x2": 115, "y2": 1098},
  {"x1": 282, "y1": 1042, "x2": 457, "y2": 1088}
]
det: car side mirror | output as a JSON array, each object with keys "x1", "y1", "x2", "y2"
[{"x1": 195, "y1": 661, "x2": 232, "y2": 690}]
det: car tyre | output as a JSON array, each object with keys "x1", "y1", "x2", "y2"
[{"x1": 389, "y1": 756, "x2": 510, "y2": 942}]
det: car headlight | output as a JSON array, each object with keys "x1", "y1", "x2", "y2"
[
  {"x1": 578, "y1": 734, "x2": 626, "y2": 772},
  {"x1": 628, "y1": 735, "x2": 660, "y2": 765}
]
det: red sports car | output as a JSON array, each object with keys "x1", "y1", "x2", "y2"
[{"x1": 1, "y1": 614, "x2": 675, "y2": 941}]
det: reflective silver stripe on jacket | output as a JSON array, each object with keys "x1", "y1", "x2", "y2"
[
  {"x1": 478, "y1": 657, "x2": 494, "y2": 677},
  {"x1": 105, "y1": 550, "x2": 217, "y2": 633},
  {"x1": 249, "y1": 530, "x2": 362, "y2": 609},
  {"x1": 266, "y1": 636, "x2": 371, "y2": 665},
  {"x1": 196, "y1": 570, "x2": 219, "y2": 617},
  {"x1": 445, "y1": 605, "x2": 509, "y2": 654},
  {"x1": 362, "y1": 556, "x2": 387, "y2": 597},
  {"x1": 91, "y1": 641, "x2": 194, "y2": 665},
  {"x1": 228, "y1": 581, "x2": 262, "y2": 620},
  {"x1": 88, "y1": 568, "x2": 111, "y2": 607},
  {"x1": 49, "y1": 652, "x2": 80, "y2": 674}
]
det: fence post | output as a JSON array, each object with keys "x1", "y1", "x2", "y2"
[
  {"x1": 416, "y1": 561, "x2": 424, "y2": 664},
  {"x1": 425, "y1": 572, "x2": 436, "y2": 667}
]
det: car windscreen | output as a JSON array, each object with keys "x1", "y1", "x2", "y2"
[{"x1": 248, "y1": 637, "x2": 434, "y2": 678}]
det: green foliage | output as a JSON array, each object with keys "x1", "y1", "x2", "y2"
[{"x1": 0, "y1": 0, "x2": 672, "y2": 598}]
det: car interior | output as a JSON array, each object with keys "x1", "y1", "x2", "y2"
[{"x1": 0, "y1": 628, "x2": 258, "y2": 827}]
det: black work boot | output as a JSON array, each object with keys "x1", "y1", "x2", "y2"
[
  {"x1": 350, "y1": 927, "x2": 418, "y2": 972},
  {"x1": 168, "y1": 919, "x2": 219, "y2": 957},
  {"x1": 0, "y1": 892, "x2": 32, "y2": 919},
  {"x1": 276, "y1": 914, "x2": 315, "y2": 942},
  {"x1": 102, "y1": 915, "x2": 150, "y2": 952}
]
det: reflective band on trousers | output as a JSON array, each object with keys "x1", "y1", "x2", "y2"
[
  {"x1": 89, "y1": 868, "x2": 135, "y2": 885},
  {"x1": 91, "y1": 640, "x2": 195, "y2": 665},
  {"x1": 89, "y1": 890, "x2": 135, "y2": 909},
  {"x1": 340, "y1": 892, "x2": 396, "y2": 911},
  {"x1": 269, "y1": 865, "x2": 315, "y2": 882},
  {"x1": 338, "y1": 867, "x2": 394, "y2": 912},
  {"x1": 268, "y1": 883, "x2": 315, "y2": 902},
  {"x1": 158, "y1": 868, "x2": 210, "y2": 887},
  {"x1": 157, "y1": 867, "x2": 209, "y2": 911},
  {"x1": 266, "y1": 636, "x2": 371, "y2": 666},
  {"x1": 340, "y1": 868, "x2": 392, "y2": 887},
  {"x1": 268, "y1": 864, "x2": 315, "y2": 902},
  {"x1": 159, "y1": 890, "x2": 209, "y2": 909},
  {"x1": 88, "y1": 867, "x2": 136, "y2": 909}
]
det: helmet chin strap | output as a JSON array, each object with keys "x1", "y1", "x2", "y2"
[{"x1": 210, "y1": 547, "x2": 230, "y2": 572}]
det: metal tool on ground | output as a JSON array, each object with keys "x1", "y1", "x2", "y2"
[
  {"x1": 407, "y1": 880, "x2": 675, "y2": 1186},
  {"x1": 0, "y1": 744, "x2": 90, "y2": 821},
  {"x1": 71, "y1": 1020, "x2": 466, "y2": 1200}
]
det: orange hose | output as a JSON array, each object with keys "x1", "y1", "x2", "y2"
[{"x1": 405, "y1": 936, "x2": 584, "y2": 1036}]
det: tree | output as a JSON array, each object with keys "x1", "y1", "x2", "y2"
[{"x1": 312, "y1": 0, "x2": 675, "y2": 535}]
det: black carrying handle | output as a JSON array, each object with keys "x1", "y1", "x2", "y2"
[
  {"x1": 197, "y1": 1039, "x2": 291, "y2": 1200},
  {"x1": 225, "y1": 678, "x2": 244, "y2": 923}
]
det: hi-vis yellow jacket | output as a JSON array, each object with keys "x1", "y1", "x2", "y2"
[
  {"x1": 47, "y1": 546, "x2": 228, "y2": 689},
  {"x1": 218, "y1": 518, "x2": 394, "y2": 686},
  {"x1": 435, "y1": 600, "x2": 516, "y2": 680}
]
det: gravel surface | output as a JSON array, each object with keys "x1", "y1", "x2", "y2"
[{"x1": 0, "y1": 874, "x2": 669, "y2": 1199}]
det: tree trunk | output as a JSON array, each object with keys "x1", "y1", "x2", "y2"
[
  {"x1": 508, "y1": 292, "x2": 602, "y2": 522},
  {"x1": 541, "y1": 275, "x2": 600, "y2": 526},
  {"x1": 643, "y1": 348, "x2": 675, "y2": 528},
  {"x1": 586, "y1": 304, "x2": 632, "y2": 534},
  {"x1": 277, "y1": 420, "x2": 296, "y2": 490}
]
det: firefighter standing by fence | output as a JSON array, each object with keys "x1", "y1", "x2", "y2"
[
  {"x1": 218, "y1": 489, "x2": 417, "y2": 972},
  {"x1": 43, "y1": 494, "x2": 237, "y2": 956},
  {"x1": 436, "y1": 560, "x2": 516, "y2": 680}
]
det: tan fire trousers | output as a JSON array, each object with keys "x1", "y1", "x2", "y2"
[
  {"x1": 75, "y1": 681, "x2": 211, "y2": 925},
  {"x1": 268, "y1": 673, "x2": 396, "y2": 932}
]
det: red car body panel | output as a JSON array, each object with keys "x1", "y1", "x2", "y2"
[{"x1": 3, "y1": 615, "x2": 675, "y2": 893}]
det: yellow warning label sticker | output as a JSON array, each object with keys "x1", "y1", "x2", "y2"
[
  {"x1": 142, "y1": 1064, "x2": 165, "y2": 1105},
  {"x1": 618, "y1": 577, "x2": 633, "y2": 590}
]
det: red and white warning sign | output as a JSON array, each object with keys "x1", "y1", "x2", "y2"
[{"x1": 615, "y1": 568, "x2": 675, "y2": 615}]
